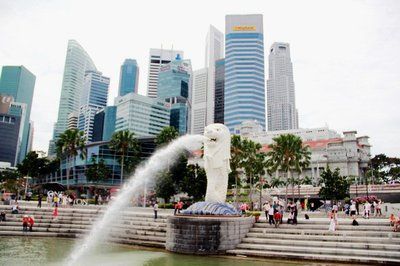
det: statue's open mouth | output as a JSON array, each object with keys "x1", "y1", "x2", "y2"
[{"x1": 209, "y1": 138, "x2": 217, "y2": 142}]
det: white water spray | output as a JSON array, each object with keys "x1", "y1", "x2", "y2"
[{"x1": 67, "y1": 134, "x2": 204, "y2": 265}]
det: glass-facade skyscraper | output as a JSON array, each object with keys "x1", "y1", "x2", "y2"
[
  {"x1": 78, "y1": 70, "x2": 110, "y2": 142},
  {"x1": 214, "y1": 58, "x2": 225, "y2": 124},
  {"x1": 147, "y1": 48, "x2": 183, "y2": 98},
  {"x1": 157, "y1": 56, "x2": 192, "y2": 135},
  {"x1": 224, "y1": 14, "x2": 266, "y2": 132},
  {"x1": 267, "y1": 42, "x2": 298, "y2": 131},
  {"x1": 119, "y1": 59, "x2": 139, "y2": 96},
  {"x1": 50, "y1": 40, "x2": 96, "y2": 155},
  {"x1": 0, "y1": 66, "x2": 36, "y2": 162},
  {"x1": 93, "y1": 106, "x2": 117, "y2": 142},
  {"x1": 115, "y1": 93, "x2": 170, "y2": 137}
]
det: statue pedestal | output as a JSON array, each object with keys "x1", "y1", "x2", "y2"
[{"x1": 166, "y1": 215, "x2": 254, "y2": 254}]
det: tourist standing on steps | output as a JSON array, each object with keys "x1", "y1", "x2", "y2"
[
  {"x1": 364, "y1": 201, "x2": 371, "y2": 219},
  {"x1": 37, "y1": 194, "x2": 42, "y2": 208},
  {"x1": 268, "y1": 202, "x2": 275, "y2": 225},
  {"x1": 329, "y1": 210, "x2": 337, "y2": 231},
  {"x1": 153, "y1": 201, "x2": 158, "y2": 220},
  {"x1": 53, "y1": 205, "x2": 59, "y2": 220},
  {"x1": 28, "y1": 215, "x2": 34, "y2": 231},
  {"x1": 263, "y1": 202, "x2": 270, "y2": 222},
  {"x1": 0, "y1": 211, "x2": 6, "y2": 222},
  {"x1": 22, "y1": 215, "x2": 29, "y2": 231},
  {"x1": 375, "y1": 200, "x2": 382, "y2": 217},
  {"x1": 350, "y1": 201, "x2": 357, "y2": 218}
]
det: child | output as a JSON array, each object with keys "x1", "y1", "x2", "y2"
[
  {"x1": 28, "y1": 216, "x2": 35, "y2": 231},
  {"x1": 329, "y1": 211, "x2": 337, "y2": 232},
  {"x1": 274, "y1": 211, "x2": 282, "y2": 228},
  {"x1": 22, "y1": 215, "x2": 29, "y2": 231},
  {"x1": 389, "y1": 214, "x2": 396, "y2": 227}
]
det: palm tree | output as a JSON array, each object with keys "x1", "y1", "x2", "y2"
[
  {"x1": 230, "y1": 135, "x2": 245, "y2": 204},
  {"x1": 56, "y1": 129, "x2": 87, "y2": 189},
  {"x1": 109, "y1": 130, "x2": 140, "y2": 184},
  {"x1": 155, "y1": 126, "x2": 179, "y2": 147},
  {"x1": 267, "y1": 134, "x2": 311, "y2": 205}
]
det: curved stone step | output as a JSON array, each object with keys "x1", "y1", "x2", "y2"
[
  {"x1": 235, "y1": 243, "x2": 400, "y2": 259},
  {"x1": 227, "y1": 249, "x2": 400, "y2": 264},
  {"x1": 254, "y1": 223, "x2": 392, "y2": 231},
  {"x1": 241, "y1": 237, "x2": 400, "y2": 251},
  {"x1": 249, "y1": 227, "x2": 400, "y2": 238},
  {"x1": 246, "y1": 232, "x2": 400, "y2": 244}
]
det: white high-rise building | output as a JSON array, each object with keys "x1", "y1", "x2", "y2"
[
  {"x1": 49, "y1": 40, "x2": 96, "y2": 154},
  {"x1": 146, "y1": 48, "x2": 183, "y2": 98},
  {"x1": 205, "y1": 25, "x2": 224, "y2": 125},
  {"x1": 267, "y1": 42, "x2": 298, "y2": 131},
  {"x1": 191, "y1": 68, "x2": 208, "y2": 134}
]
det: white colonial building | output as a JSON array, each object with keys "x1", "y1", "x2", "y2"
[{"x1": 236, "y1": 120, "x2": 371, "y2": 182}]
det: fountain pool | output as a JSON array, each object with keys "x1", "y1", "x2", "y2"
[{"x1": 0, "y1": 237, "x2": 322, "y2": 266}]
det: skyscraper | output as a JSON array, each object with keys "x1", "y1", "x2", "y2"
[
  {"x1": 0, "y1": 65, "x2": 36, "y2": 162},
  {"x1": 225, "y1": 14, "x2": 266, "y2": 132},
  {"x1": 0, "y1": 97, "x2": 26, "y2": 166},
  {"x1": 147, "y1": 48, "x2": 183, "y2": 98},
  {"x1": 191, "y1": 68, "x2": 208, "y2": 134},
  {"x1": 267, "y1": 42, "x2": 298, "y2": 131},
  {"x1": 157, "y1": 56, "x2": 192, "y2": 135},
  {"x1": 214, "y1": 58, "x2": 225, "y2": 124},
  {"x1": 92, "y1": 106, "x2": 116, "y2": 142},
  {"x1": 77, "y1": 70, "x2": 110, "y2": 142},
  {"x1": 49, "y1": 40, "x2": 96, "y2": 154},
  {"x1": 205, "y1": 25, "x2": 224, "y2": 125},
  {"x1": 119, "y1": 59, "x2": 139, "y2": 96},
  {"x1": 115, "y1": 93, "x2": 170, "y2": 137}
]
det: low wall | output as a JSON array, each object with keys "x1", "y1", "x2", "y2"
[{"x1": 166, "y1": 215, "x2": 254, "y2": 255}]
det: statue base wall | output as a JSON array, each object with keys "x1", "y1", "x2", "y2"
[{"x1": 165, "y1": 215, "x2": 254, "y2": 254}]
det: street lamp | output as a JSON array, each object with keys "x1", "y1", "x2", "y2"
[{"x1": 355, "y1": 176, "x2": 358, "y2": 198}]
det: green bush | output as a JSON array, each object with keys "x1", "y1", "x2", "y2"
[
  {"x1": 245, "y1": 211, "x2": 261, "y2": 217},
  {"x1": 159, "y1": 203, "x2": 174, "y2": 209}
]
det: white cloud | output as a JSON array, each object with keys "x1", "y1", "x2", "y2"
[{"x1": 0, "y1": 0, "x2": 399, "y2": 156}]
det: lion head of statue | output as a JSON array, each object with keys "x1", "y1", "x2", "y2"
[{"x1": 203, "y1": 123, "x2": 231, "y2": 170}]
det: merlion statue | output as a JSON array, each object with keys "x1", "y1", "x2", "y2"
[
  {"x1": 203, "y1": 123, "x2": 231, "y2": 203},
  {"x1": 182, "y1": 123, "x2": 238, "y2": 215}
]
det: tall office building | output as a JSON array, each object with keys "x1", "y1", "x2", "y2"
[
  {"x1": 115, "y1": 93, "x2": 170, "y2": 137},
  {"x1": 205, "y1": 25, "x2": 224, "y2": 125},
  {"x1": 0, "y1": 96, "x2": 26, "y2": 166},
  {"x1": 225, "y1": 14, "x2": 266, "y2": 132},
  {"x1": 119, "y1": 59, "x2": 139, "y2": 96},
  {"x1": 0, "y1": 66, "x2": 36, "y2": 162},
  {"x1": 49, "y1": 40, "x2": 96, "y2": 154},
  {"x1": 92, "y1": 106, "x2": 117, "y2": 142},
  {"x1": 214, "y1": 58, "x2": 225, "y2": 124},
  {"x1": 267, "y1": 42, "x2": 298, "y2": 131},
  {"x1": 157, "y1": 56, "x2": 192, "y2": 135},
  {"x1": 77, "y1": 70, "x2": 110, "y2": 142},
  {"x1": 147, "y1": 48, "x2": 183, "y2": 98},
  {"x1": 191, "y1": 68, "x2": 208, "y2": 134}
]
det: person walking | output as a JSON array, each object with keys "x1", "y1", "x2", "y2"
[
  {"x1": 37, "y1": 194, "x2": 42, "y2": 208},
  {"x1": 364, "y1": 201, "x2": 371, "y2": 219},
  {"x1": 22, "y1": 215, "x2": 29, "y2": 232},
  {"x1": 329, "y1": 210, "x2": 337, "y2": 231},
  {"x1": 153, "y1": 201, "x2": 158, "y2": 220},
  {"x1": 28, "y1": 216, "x2": 35, "y2": 232},
  {"x1": 268, "y1": 203, "x2": 275, "y2": 225},
  {"x1": 263, "y1": 202, "x2": 270, "y2": 222},
  {"x1": 53, "y1": 205, "x2": 59, "y2": 220},
  {"x1": 375, "y1": 200, "x2": 382, "y2": 217},
  {"x1": 350, "y1": 201, "x2": 357, "y2": 218}
]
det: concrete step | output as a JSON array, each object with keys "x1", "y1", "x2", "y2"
[
  {"x1": 241, "y1": 237, "x2": 400, "y2": 251},
  {"x1": 249, "y1": 227, "x2": 400, "y2": 238},
  {"x1": 226, "y1": 249, "x2": 400, "y2": 265},
  {"x1": 254, "y1": 223, "x2": 392, "y2": 231},
  {"x1": 0, "y1": 230, "x2": 78, "y2": 238},
  {"x1": 246, "y1": 232, "x2": 400, "y2": 244},
  {"x1": 109, "y1": 231, "x2": 166, "y2": 243},
  {"x1": 235, "y1": 243, "x2": 400, "y2": 258},
  {"x1": 108, "y1": 237, "x2": 165, "y2": 248},
  {"x1": 257, "y1": 218, "x2": 388, "y2": 226}
]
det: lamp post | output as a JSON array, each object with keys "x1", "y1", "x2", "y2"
[{"x1": 355, "y1": 176, "x2": 358, "y2": 198}]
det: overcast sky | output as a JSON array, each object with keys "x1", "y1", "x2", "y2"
[{"x1": 0, "y1": 0, "x2": 399, "y2": 156}]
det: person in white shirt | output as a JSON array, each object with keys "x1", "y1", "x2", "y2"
[
  {"x1": 153, "y1": 201, "x2": 159, "y2": 220},
  {"x1": 350, "y1": 201, "x2": 357, "y2": 218},
  {"x1": 263, "y1": 202, "x2": 270, "y2": 222},
  {"x1": 268, "y1": 203, "x2": 275, "y2": 225},
  {"x1": 364, "y1": 201, "x2": 371, "y2": 219}
]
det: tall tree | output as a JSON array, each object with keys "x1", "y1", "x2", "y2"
[
  {"x1": 154, "y1": 172, "x2": 176, "y2": 203},
  {"x1": 181, "y1": 164, "x2": 207, "y2": 201},
  {"x1": 17, "y1": 151, "x2": 49, "y2": 184},
  {"x1": 229, "y1": 135, "x2": 245, "y2": 201},
  {"x1": 267, "y1": 134, "x2": 311, "y2": 204},
  {"x1": 56, "y1": 129, "x2": 87, "y2": 189},
  {"x1": 319, "y1": 167, "x2": 350, "y2": 202},
  {"x1": 109, "y1": 130, "x2": 141, "y2": 184},
  {"x1": 155, "y1": 126, "x2": 179, "y2": 147},
  {"x1": 85, "y1": 157, "x2": 112, "y2": 182},
  {"x1": 368, "y1": 154, "x2": 400, "y2": 184}
]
